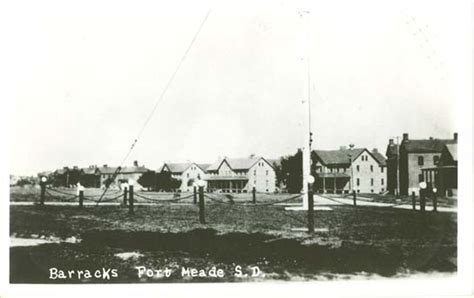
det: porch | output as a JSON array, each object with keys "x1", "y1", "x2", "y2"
[
  {"x1": 314, "y1": 173, "x2": 351, "y2": 194},
  {"x1": 421, "y1": 165, "x2": 457, "y2": 197},
  {"x1": 206, "y1": 176, "x2": 249, "y2": 193}
]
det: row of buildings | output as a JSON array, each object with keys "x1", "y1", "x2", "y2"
[
  {"x1": 41, "y1": 132, "x2": 457, "y2": 196},
  {"x1": 160, "y1": 156, "x2": 277, "y2": 193}
]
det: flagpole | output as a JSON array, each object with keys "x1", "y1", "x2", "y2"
[{"x1": 300, "y1": 10, "x2": 311, "y2": 209}]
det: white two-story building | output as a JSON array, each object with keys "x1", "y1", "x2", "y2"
[
  {"x1": 160, "y1": 162, "x2": 210, "y2": 192},
  {"x1": 205, "y1": 156, "x2": 276, "y2": 193},
  {"x1": 313, "y1": 147, "x2": 387, "y2": 194}
]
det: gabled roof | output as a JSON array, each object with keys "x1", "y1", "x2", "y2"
[
  {"x1": 97, "y1": 166, "x2": 120, "y2": 175},
  {"x1": 54, "y1": 168, "x2": 68, "y2": 175},
  {"x1": 313, "y1": 148, "x2": 365, "y2": 166},
  {"x1": 371, "y1": 151, "x2": 387, "y2": 166},
  {"x1": 267, "y1": 159, "x2": 282, "y2": 168},
  {"x1": 207, "y1": 156, "x2": 273, "y2": 172},
  {"x1": 121, "y1": 166, "x2": 149, "y2": 174},
  {"x1": 401, "y1": 139, "x2": 456, "y2": 153},
  {"x1": 161, "y1": 163, "x2": 192, "y2": 174},
  {"x1": 81, "y1": 167, "x2": 97, "y2": 175},
  {"x1": 444, "y1": 144, "x2": 457, "y2": 162},
  {"x1": 197, "y1": 163, "x2": 211, "y2": 171}
]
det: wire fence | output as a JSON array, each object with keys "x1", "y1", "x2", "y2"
[
  {"x1": 133, "y1": 192, "x2": 195, "y2": 203},
  {"x1": 203, "y1": 193, "x2": 303, "y2": 207}
]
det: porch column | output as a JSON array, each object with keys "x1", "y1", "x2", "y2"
[
  {"x1": 333, "y1": 178, "x2": 336, "y2": 193},
  {"x1": 323, "y1": 177, "x2": 326, "y2": 193},
  {"x1": 439, "y1": 168, "x2": 444, "y2": 196}
]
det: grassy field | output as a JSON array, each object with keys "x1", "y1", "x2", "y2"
[{"x1": 10, "y1": 187, "x2": 457, "y2": 283}]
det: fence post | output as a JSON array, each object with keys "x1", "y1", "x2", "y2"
[
  {"x1": 252, "y1": 186, "x2": 256, "y2": 204},
  {"x1": 199, "y1": 186, "x2": 205, "y2": 224},
  {"x1": 123, "y1": 188, "x2": 128, "y2": 206},
  {"x1": 128, "y1": 185, "x2": 134, "y2": 215},
  {"x1": 79, "y1": 190, "x2": 84, "y2": 208},
  {"x1": 40, "y1": 182, "x2": 46, "y2": 206},
  {"x1": 307, "y1": 184, "x2": 314, "y2": 234},
  {"x1": 432, "y1": 190, "x2": 438, "y2": 212},
  {"x1": 352, "y1": 190, "x2": 357, "y2": 206},
  {"x1": 193, "y1": 186, "x2": 197, "y2": 204},
  {"x1": 420, "y1": 188, "x2": 426, "y2": 213},
  {"x1": 411, "y1": 191, "x2": 416, "y2": 210}
]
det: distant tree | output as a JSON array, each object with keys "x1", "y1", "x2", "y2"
[
  {"x1": 137, "y1": 171, "x2": 157, "y2": 190},
  {"x1": 68, "y1": 168, "x2": 81, "y2": 186},
  {"x1": 272, "y1": 159, "x2": 283, "y2": 188},
  {"x1": 16, "y1": 177, "x2": 34, "y2": 187},
  {"x1": 170, "y1": 177, "x2": 182, "y2": 191},
  {"x1": 156, "y1": 172, "x2": 182, "y2": 192},
  {"x1": 279, "y1": 149, "x2": 303, "y2": 193}
]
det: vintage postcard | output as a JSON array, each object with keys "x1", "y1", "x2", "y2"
[{"x1": 1, "y1": 0, "x2": 472, "y2": 297}]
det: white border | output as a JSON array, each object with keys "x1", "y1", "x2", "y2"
[{"x1": 0, "y1": 0, "x2": 472, "y2": 297}]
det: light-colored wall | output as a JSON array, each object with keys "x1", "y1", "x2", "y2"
[
  {"x1": 180, "y1": 165, "x2": 207, "y2": 192},
  {"x1": 407, "y1": 153, "x2": 440, "y2": 195},
  {"x1": 352, "y1": 151, "x2": 386, "y2": 194},
  {"x1": 246, "y1": 159, "x2": 276, "y2": 193},
  {"x1": 217, "y1": 161, "x2": 234, "y2": 176}
]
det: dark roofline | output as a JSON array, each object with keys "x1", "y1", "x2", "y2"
[{"x1": 209, "y1": 156, "x2": 275, "y2": 172}]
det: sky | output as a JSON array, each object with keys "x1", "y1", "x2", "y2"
[{"x1": 3, "y1": 0, "x2": 469, "y2": 176}]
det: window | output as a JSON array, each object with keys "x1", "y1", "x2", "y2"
[
  {"x1": 418, "y1": 156, "x2": 424, "y2": 166},
  {"x1": 370, "y1": 165, "x2": 373, "y2": 172},
  {"x1": 356, "y1": 165, "x2": 360, "y2": 172},
  {"x1": 381, "y1": 178, "x2": 384, "y2": 185},
  {"x1": 371, "y1": 189, "x2": 374, "y2": 193},
  {"x1": 418, "y1": 174, "x2": 424, "y2": 182},
  {"x1": 187, "y1": 173, "x2": 189, "y2": 178},
  {"x1": 381, "y1": 167, "x2": 384, "y2": 173},
  {"x1": 356, "y1": 178, "x2": 360, "y2": 186},
  {"x1": 370, "y1": 178, "x2": 374, "y2": 186},
  {"x1": 266, "y1": 170, "x2": 268, "y2": 176},
  {"x1": 254, "y1": 169, "x2": 256, "y2": 175},
  {"x1": 266, "y1": 180, "x2": 268, "y2": 186},
  {"x1": 434, "y1": 156, "x2": 440, "y2": 165}
]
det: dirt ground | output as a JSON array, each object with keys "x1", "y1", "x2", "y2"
[{"x1": 10, "y1": 193, "x2": 457, "y2": 283}]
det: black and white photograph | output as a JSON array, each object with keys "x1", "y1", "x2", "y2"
[{"x1": 1, "y1": 0, "x2": 472, "y2": 297}]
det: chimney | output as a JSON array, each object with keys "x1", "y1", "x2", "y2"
[
  {"x1": 249, "y1": 154, "x2": 255, "y2": 158},
  {"x1": 63, "y1": 166, "x2": 68, "y2": 170},
  {"x1": 372, "y1": 148, "x2": 378, "y2": 153},
  {"x1": 389, "y1": 139, "x2": 394, "y2": 145},
  {"x1": 133, "y1": 160, "x2": 138, "y2": 167},
  {"x1": 73, "y1": 165, "x2": 78, "y2": 169},
  {"x1": 103, "y1": 164, "x2": 108, "y2": 168},
  {"x1": 429, "y1": 137, "x2": 433, "y2": 140},
  {"x1": 402, "y1": 133, "x2": 409, "y2": 141},
  {"x1": 339, "y1": 146, "x2": 347, "y2": 150},
  {"x1": 454, "y1": 132, "x2": 458, "y2": 141}
]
